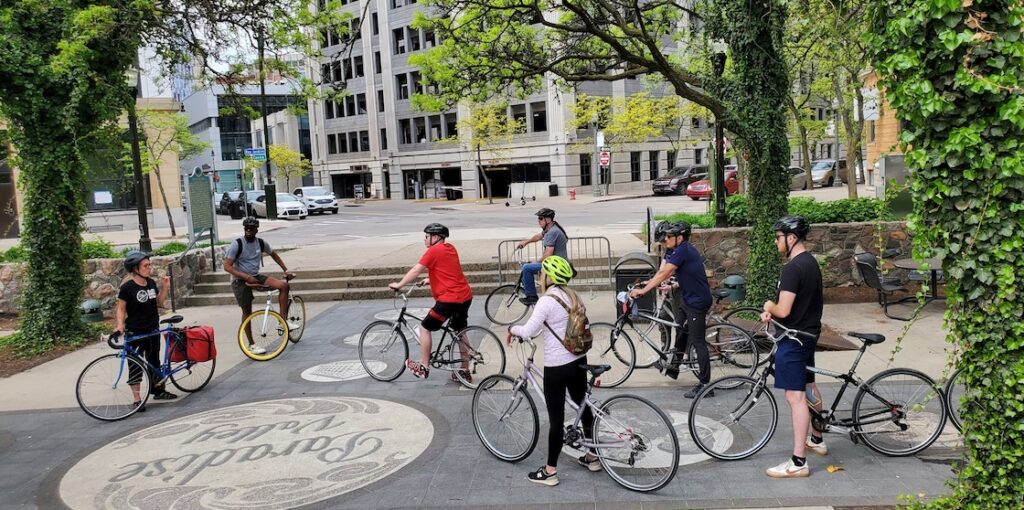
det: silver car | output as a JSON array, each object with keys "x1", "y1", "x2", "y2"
[
  {"x1": 810, "y1": 159, "x2": 846, "y2": 188},
  {"x1": 251, "y1": 193, "x2": 308, "y2": 219},
  {"x1": 788, "y1": 166, "x2": 809, "y2": 191}
]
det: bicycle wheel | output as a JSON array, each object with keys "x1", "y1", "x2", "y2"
[
  {"x1": 945, "y1": 368, "x2": 964, "y2": 433},
  {"x1": 685, "y1": 323, "x2": 758, "y2": 389},
  {"x1": 452, "y1": 325, "x2": 506, "y2": 389},
  {"x1": 471, "y1": 374, "x2": 539, "y2": 462},
  {"x1": 238, "y1": 310, "x2": 290, "y2": 361},
  {"x1": 593, "y1": 394, "x2": 679, "y2": 492},
  {"x1": 722, "y1": 306, "x2": 773, "y2": 354},
  {"x1": 357, "y1": 320, "x2": 409, "y2": 382},
  {"x1": 169, "y1": 357, "x2": 216, "y2": 392},
  {"x1": 688, "y1": 375, "x2": 778, "y2": 460},
  {"x1": 853, "y1": 368, "x2": 946, "y2": 456},
  {"x1": 587, "y1": 322, "x2": 635, "y2": 388},
  {"x1": 484, "y1": 284, "x2": 530, "y2": 325},
  {"x1": 76, "y1": 354, "x2": 151, "y2": 421},
  {"x1": 623, "y1": 315, "x2": 671, "y2": 369},
  {"x1": 287, "y1": 295, "x2": 307, "y2": 342}
]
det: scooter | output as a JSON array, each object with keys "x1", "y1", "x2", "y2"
[{"x1": 504, "y1": 181, "x2": 536, "y2": 207}]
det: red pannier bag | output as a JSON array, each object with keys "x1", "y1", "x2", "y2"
[{"x1": 167, "y1": 326, "x2": 217, "y2": 363}]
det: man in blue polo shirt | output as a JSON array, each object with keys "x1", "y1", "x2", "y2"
[{"x1": 630, "y1": 221, "x2": 713, "y2": 397}]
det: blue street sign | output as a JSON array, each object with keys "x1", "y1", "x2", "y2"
[{"x1": 244, "y1": 148, "x2": 267, "y2": 161}]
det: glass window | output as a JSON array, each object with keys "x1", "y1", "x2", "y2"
[
  {"x1": 429, "y1": 115, "x2": 442, "y2": 140},
  {"x1": 411, "y1": 71, "x2": 423, "y2": 95},
  {"x1": 531, "y1": 101, "x2": 546, "y2": 132},
  {"x1": 360, "y1": 131, "x2": 370, "y2": 151},
  {"x1": 374, "y1": 51, "x2": 381, "y2": 74},
  {"x1": 327, "y1": 133, "x2": 337, "y2": 154},
  {"x1": 348, "y1": 132, "x2": 359, "y2": 152},
  {"x1": 694, "y1": 148, "x2": 703, "y2": 165},
  {"x1": 414, "y1": 117, "x2": 427, "y2": 143},
  {"x1": 377, "y1": 90, "x2": 385, "y2": 113},
  {"x1": 393, "y1": 28, "x2": 405, "y2": 54},
  {"x1": 511, "y1": 104, "x2": 526, "y2": 129},
  {"x1": 580, "y1": 154, "x2": 592, "y2": 186},
  {"x1": 357, "y1": 93, "x2": 367, "y2": 115},
  {"x1": 396, "y1": 74, "x2": 409, "y2": 100},
  {"x1": 344, "y1": 59, "x2": 353, "y2": 80},
  {"x1": 409, "y1": 28, "x2": 421, "y2": 51},
  {"x1": 666, "y1": 150, "x2": 676, "y2": 170},
  {"x1": 338, "y1": 133, "x2": 348, "y2": 153},
  {"x1": 380, "y1": 128, "x2": 388, "y2": 150},
  {"x1": 354, "y1": 55, "x2": 364, "y2": 77},
  {"x1": 400, "y1": 119, "x2": 412, "y2": 144},
  {"x1": 630, "y1": 151, "x2": 641, "y2": 182},
  {"x1": 325, "y1": 100, "x2": 335, "y2": 119},
  {"x1": 444, "y1": 112, "x2": 457, "y2": 137},
  {"x1": 371, "y1": 12, "x2": 379, "y2": 35},
  {"x1": 345, "y1": 95, "x2": 356, "y2": 116},
  {"x1": 424, "y1": 30, "x2": 435, "y2": 48},
  {"x1": 649, "y1": 150, "x2": 658, "y2": 180}
]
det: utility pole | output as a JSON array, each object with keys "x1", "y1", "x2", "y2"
[
  {"x1": 125, "y1": 65, "x2": 153, "y2": 252},
  {"x1": 712, "y1": 44, "x2": 728, "y2": 228}
]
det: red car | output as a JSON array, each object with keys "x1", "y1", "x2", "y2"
[{"x1": 686, "y1": 170, "x2": 739, "y2": 200}]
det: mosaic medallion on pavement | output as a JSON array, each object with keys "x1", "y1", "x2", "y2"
[
  {"x1": 60, "y1": 397, "x2": 433, "y2": 510},
  {"x1": 301, "y1": 360, "x2": 377, "y2": 382}
]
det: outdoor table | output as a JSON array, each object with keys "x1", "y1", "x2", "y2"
[{"x1": 893, "y1": 257, "x2": 945, "y2": 303}]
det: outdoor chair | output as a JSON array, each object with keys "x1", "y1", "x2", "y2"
[{"x1": 855, "y1": 252, "x2": 915, "y2": 321}]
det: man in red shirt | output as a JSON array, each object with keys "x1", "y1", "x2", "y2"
[{"x1": 389, "y1": 223, "x2": 473, "y2": 380}]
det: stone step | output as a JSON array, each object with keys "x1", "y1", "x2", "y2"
[
  {"x1": 184, "y1": 281, "x2": 616, "y2": 306},
  {"x1": 191, "y1": 267, "x2": 613, "y2": 294}
]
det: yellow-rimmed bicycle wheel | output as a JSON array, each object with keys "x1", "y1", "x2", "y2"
[{"x1": 238, "y1": 310, "x2": 289, "y2": 361}]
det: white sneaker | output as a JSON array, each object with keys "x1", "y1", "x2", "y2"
[
  {"x1": 766, "y1": 459, "x2": 810, "y2": 478},
  {"x1": 806, "y1": 436, "x2": 828, "y2": 456},
  {"x1": 248, "y1": 344, "x2": 267, "y2": 355}
]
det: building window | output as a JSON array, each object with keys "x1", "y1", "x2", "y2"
[
  {"x1": 348, "y1": 132, "x2": 359, "y2": 152},
  {"x1": 531, "y1": 101, "x2": 547, "y2": 132},
  {"x1": 371, "y1": 12, "x2": 379, "y2": 35},
  {"x1": 354, "y1": 56, "x2": 364, "y2": 77},
  {"x1": 649, "y1": 150, "x2": 658, "y2": 180},
  {"x1": 580, "y1": 154, "x2": 592, "y2": 186},
  {"x1": 377, "y1": 90, "x2": 385, "y2": 113},
  {"x1": 694, "y1": 148, "x2": 703, "y2": 165},
  {"x1": 411, "y1": 71, "x2": 423, "y2": 95},
  {"x1": 321, "y1": 63, "x2": 331, "y2": 83},
  {"x1": 825, "y1": 143, "x2": 833, "y2": 158},
  {"x1": 380, "y1": 128, "x2": 388, "y2": 150},
  {"x1": 338, "y1": 133, "x2": 348, "y2": 154},
  {"x1": 325, "y1": 100, "x2": 335, "y2": 120},
  {"x1": 444, "y1": 112, "x2": 457, "y2": 137},
  {"x1": 396, "y1": 74, "x2": 409, "y2": 100},
  {"x1": 360, "y1": 130, "x2": 370, "y2": 151},
  {"x1": 414, "y1": 117, "x2": 427, "y2": 143},
  {"x1": 345, "y1": 95, "x2": 356, "y2": 117},
  {"x1": 409, "y1": 28, "x2": 421, "y2": 52},
  {"x1": 344, "y1": 59, "x2": 353, "y2": 80},
  {"x1": 869, "y1": 120, "x2": 876, "y2": 143},
  {"x1": 327, "y1": 133, "x2": 337, "y2": 154},
  {"x1": 356, "y1": 93, "x2": 367, "y2": 115},
  {"x1": 630, "y1": 152, "x2": 641, "y2": 182},
  {"x1": 429, "y1": 115, "x2": 442, "y2": 140},
  {"x1": 511, "y1": 104, "x2": 527, "y2": 130},
  {"x1": 349, "y1": 19, "x2": 361, "y2": 40},
  {"x1": 424, "y1": 30, "x2": 436, "y2": 48},
  {"x1": 667, "y1": 150, "x2": 676, "y2": 169},
  {"x1": 331, "y1": 61, "x2": 342, "y2": 82},
  {"x1": 393, "y1": 28, "x2": 406, "y2": 54},
  {"x1": 400, "y1": 119, "x2": 412, "y2": 144},
  {"x1": 391, "y1": 0, "x2": 401, "y2": 8},
  {"x1": 374, "y1": 51, "x2": 381, "y2": 74}
]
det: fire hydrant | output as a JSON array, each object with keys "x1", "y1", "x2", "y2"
[{"x1": 569, "y1": 188, "x2": 576, "y2": 200}]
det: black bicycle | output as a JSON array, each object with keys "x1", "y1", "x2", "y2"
[
  {"x1": 688, "y1": 319, "x2": 947, "y2": 459},
  {"x1": 357, "y1": 285, "x2": 506, "y2": 389}
]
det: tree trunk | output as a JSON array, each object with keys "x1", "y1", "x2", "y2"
[
  {"x1": 476, "y1": 145, "x2": 492, "y2": 204},
  {"x1": 853, "y1": 85, "x2": 867, "y2": 190},
  {"x1": 787, "y1": 100, "x2": 813, "y2": 189},
  {"x1": 832, "y1": 75, "x2": 858, "y2": 198},
  {"x1": 153, "y1": 168, "x2": 177, "y2": 237}
]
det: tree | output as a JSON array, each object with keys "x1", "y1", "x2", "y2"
[
  {"x1": 449, "y1": 102, "x2": 524, "y2": 204},
  {"x1": 412, "y1": 0, "x2": 793, "y2": 305},
  {"x1": 870, "y1": 1, "x2": 1024, "y2": 507},
  {"x1": 126, "y1": 110, "x2": 209, "y2": 237},
  {"x1": 268, "y1": 144, "x2": 311, "y2": 189}
]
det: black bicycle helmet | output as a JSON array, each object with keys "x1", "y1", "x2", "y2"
[
  {"x1": 773, "y1": 215, "x2": 810, "y2": 240},
  {"x1": 654, "y1": 221, "x2": 690, "y2": 242},
  {"x1": 242, "y1": 216, "x2": 260, "y2": 229},
  {"x1": 123, "y1": 250, "x2": 151, "y2": 273},
  {"x1": 675, "y1": 221, "x2": 692, "y2": 239},
  {"x1": 653, "y1": 220, "x2": 673, "y2": 242},
  {"x1": 535, "y1": 207, "x2": 555, "y2": 219},
  {"x1": 423, "y1": 223, "x2": 450, "y2": 238}
]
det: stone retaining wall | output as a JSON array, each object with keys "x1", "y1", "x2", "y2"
[
  {"x1": 689, "y1": 221, "x2": 914, "y2": 289},
  {"x1": 0, "y1": 246, "x2": 227, "y2": 316}
]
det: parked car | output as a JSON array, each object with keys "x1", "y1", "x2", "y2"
[
  {"x1": 686, "y1": 170, "x2": 739, "y2": 200},
  {"x1": 810, "y1": 159, "x2": 846, "y2": 188},
  {"x1": 839, "y1": 160, "x2": 864, "y2": 185},
  {"x1": 245, "y1": 190, "x2": 265, "y2": 216},
  {"x1": 652, "y1": 165, "x2": 708, "y2": 195},
  {"x1": 251, "y1": 193, "x2": 307, "y2": 219},
  {"x1": 788, "y1": 166, "x2": 809, "y2": 191},
  {"x1": 293, "y1": 186, "x2": 339, "y2": 215},
  {"x1": 216, "y1": 191, "x2": 245, "y2": 215}
]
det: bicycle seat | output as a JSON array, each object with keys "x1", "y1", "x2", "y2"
[
  {"x1": 160, "y1": 315, "x2": 184, "y2": 325},
  {"x1": 583, "y1": 364, "x2": 612, "y2": 376},
  {"x1": 848, "y1": 332, "x2": 886, "y2": 344},
  {"x1": 250, "y1": 285, "x2": 276, "y2": 292}
]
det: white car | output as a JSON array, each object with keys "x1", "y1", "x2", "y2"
[
  {"x1": 251, "y1": 193, "x2": 308, "y2": 220},
  {"x1": 293, "y1": 186, "x2": 339, "y2": 215}
]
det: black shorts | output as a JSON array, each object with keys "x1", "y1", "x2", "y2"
[{"x1": 422, "y1": 299, "x2": 472, "y2": 332}]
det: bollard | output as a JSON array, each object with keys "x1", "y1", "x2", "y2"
[{"x1": 569, "y1": 188, "x2": 576, "y2": 200}]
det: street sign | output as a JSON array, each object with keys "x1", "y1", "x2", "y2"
[
  {"x1": 244, "y1": 148, "x2": 267, "y2": 162},
  {"x1": 599, "y1": 151, "x2": 611, "y2": 167}
]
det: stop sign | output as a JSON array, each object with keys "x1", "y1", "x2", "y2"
[{"x1": 599, "y1": 151, "x2": 611, "y2": 166}]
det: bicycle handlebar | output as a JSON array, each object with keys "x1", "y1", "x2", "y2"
[{"x1": 767, "y1": 319, "x2": 816, "y2": 346}]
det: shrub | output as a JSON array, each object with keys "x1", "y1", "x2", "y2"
[
  {"x1": 655, "y1": 212, "x2": 716, "y2": 228},
  {"x1": 81, "y1": 240, "x2": 120, "y2": 259},
  {"x1": 718, "y1": 195, "x2": 890, "y2": 227},
  {"x1": 153, "y1": 242, "x2": 188, "y2": 256},
  {"x1": 0, "y1": 244, "x2": 28, "y2": 263}
]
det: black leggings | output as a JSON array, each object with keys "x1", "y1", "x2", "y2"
[
  {"x1": 674, "y1": 302, "x2": 710, "y2": 384},
  {"x1": 543, "y1": 359, "x2": 593, "y2": 467},
  {"x1": 127, "y1": 331, "x2": 162, "y2": 392}
]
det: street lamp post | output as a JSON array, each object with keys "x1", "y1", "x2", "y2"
[
  {"x1": 257, "y1": 25, "x2": 277, "y2": 220},
  {"x1": 711, "y1": 41, "x2": 728, "y2": 228},
  {"x1": 125, "y1": 66, "x2": 153, "y2": 252}
]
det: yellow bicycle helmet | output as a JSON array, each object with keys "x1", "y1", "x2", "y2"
[{"x1": 542, "y1": 255, "x2": 574, "y2": 285}]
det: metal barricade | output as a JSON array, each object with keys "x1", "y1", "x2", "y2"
[{"x1": 496, "y1": 236, "x2": 613, "y2": 289}]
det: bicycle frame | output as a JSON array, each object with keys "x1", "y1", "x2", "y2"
[
  {"x1": 501, "y1": 338, "x2": 632, "y2": 453},
  {"x1": 390, "y1": 290, "x2": 469, "y2": 371},
  {"x1": 117, "y1": 327, "x2": 188, "y2": 383}
]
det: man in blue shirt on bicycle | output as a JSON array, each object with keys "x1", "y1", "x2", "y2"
[
  {"x1": 629, "y1": 221, "x2": 713, "y2": 397},
  {"x1": 515, "y1": 208, "x2": 569, "y2": 305}
]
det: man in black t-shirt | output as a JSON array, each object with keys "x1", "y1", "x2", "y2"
[
  {"x1": 761, "y1": 216, "x2": 826, "y2": 478},
  {"x1": 115, "y1": 251, "x2": 174, "y2": 409}
]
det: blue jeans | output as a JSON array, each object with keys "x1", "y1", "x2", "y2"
[{"x1": 521, "y1": 262, "x2": 542, "y2": 297}]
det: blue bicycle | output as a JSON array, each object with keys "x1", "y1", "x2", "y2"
[{"x1": 75, "y1": 315, "x2": 216, "y2": 421}]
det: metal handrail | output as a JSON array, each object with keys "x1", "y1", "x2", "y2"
[{"x1": 168, "y1": 227, "x2": 215, "y2": 312}]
